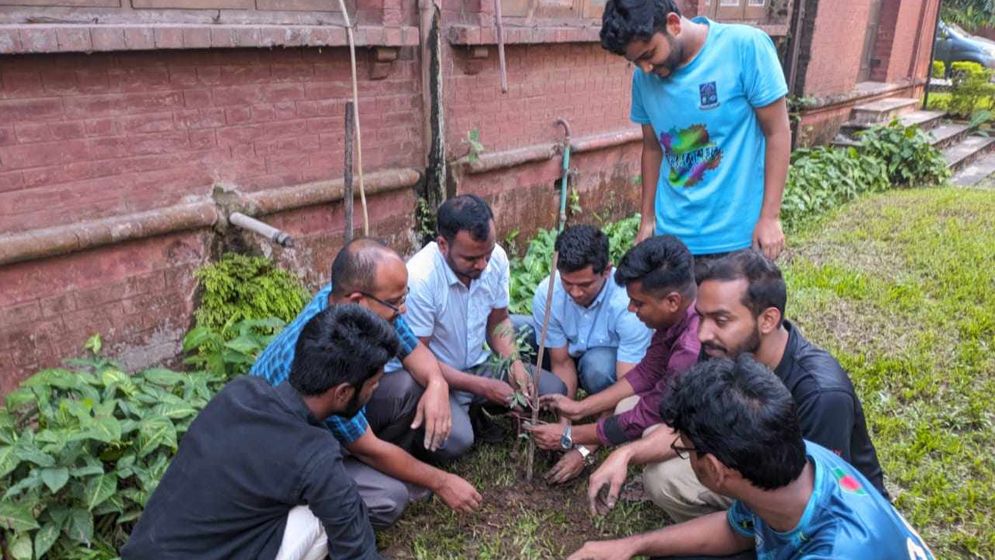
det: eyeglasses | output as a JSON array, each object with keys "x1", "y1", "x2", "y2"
[
  {"x1": 359, "y1": 288, "x2": 409, "y2": 314},
  {"x1": 670, "y1": 437, "x2": 698, "y2": 460}
]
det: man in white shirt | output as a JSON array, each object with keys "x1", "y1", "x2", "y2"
[{"x1": 402, "y1": 194, "x2": 568, "y2": 451}]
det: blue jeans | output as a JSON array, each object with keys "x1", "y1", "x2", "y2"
[{"x1": 510, "y1": 314, "x2": 618, "y2": 395}]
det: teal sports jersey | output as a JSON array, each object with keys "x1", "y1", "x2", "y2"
[
  {"x1": 728, "y1": 441, "x2": 934, "y2": 560},
  {"x1": 630, "y1": 18, "x2": 788, "y2": 255}
]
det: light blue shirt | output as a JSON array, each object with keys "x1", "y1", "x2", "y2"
[
  {"x1": 402, "y1": 242, "x2": 510, "y2": 371},
  {"x1": 729, "y1": 441, "x2": 934, "y2": 559},
  {"x1": 531, "y1": 268, "x2": 651, "y2": 364},
  {"x1": 631, "y1": 18, "x2": 788, "y2": 255}
]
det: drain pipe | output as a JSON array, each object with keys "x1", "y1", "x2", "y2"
[
  {"x1": 229, "y1": 212, "x2": 294, "y2": 248},
  {"x1": 494, "y1": 0, "x2": 509, "y2": 93}
]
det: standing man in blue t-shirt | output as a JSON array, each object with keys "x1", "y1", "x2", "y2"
[
  {"x1": 568, "y1": 355, "x2": 935, "y2": 560},
  {"x1": 600, "y1": 0, "x2": 791, "y2": 266}
]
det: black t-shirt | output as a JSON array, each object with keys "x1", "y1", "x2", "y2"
[
  {"x1": 122, "y1": 377, "x2": 380, "y2": 560},
  {"x1": 775, "y1": 321, "x2": 888, "y2": 497}
]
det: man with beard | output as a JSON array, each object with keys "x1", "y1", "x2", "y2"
[
  {"x1": 125, "y1": 305, "x2": 396, "y2": 560},
  {"x1": 586, "y1": 250, "x2": 887, "y2": 523},
  {"x1": 402, "y1": 194, "x2": 567, "y2": 446},
  {"x1": 251, "y1": 238, "x2": 480, "y2": 528},
  {"x1": 600, "y1": 1, "x2": 791, "y2": 270}
]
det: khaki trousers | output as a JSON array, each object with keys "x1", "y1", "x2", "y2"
[{"x1": 613, "y1": 396, "x2": 733, "y2": 524}]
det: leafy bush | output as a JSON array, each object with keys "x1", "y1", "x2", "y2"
[
  {"x1": 948, "y1": 62, "x2": 994, "y2": 119},
  {"x1": 508, "y1": 215, "x2": 640, "y2": 314},
  {"x1": 182, "y1": 318, "x2": 284, "y2": 380},
  {"x1": 931, "y1": 60, "x2": 946, "y2": 79},
  {"x1": 0, "y1": 350, "x2": 223, "y2": 559},
  {"x1": 193, "y1": 253, "x2": 308, "y2": 336},
  {"x1": 857, "y1": 121, "x2": 951, "y2": 187},
  {"x1": 782, "y1": 145, "x2": 891, "y2": 228}
]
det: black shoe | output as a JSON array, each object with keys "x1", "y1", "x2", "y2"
[{"x1": 469, "y1": 404, "x2": 507, "y2": 444}]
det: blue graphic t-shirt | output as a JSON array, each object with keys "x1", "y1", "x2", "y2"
[
  {"x1": 630, "y1": 18, "x2": 788, "y2": 255},
  {"x1": 727, "y1": 441, "x2": 935, "y2": 560}
]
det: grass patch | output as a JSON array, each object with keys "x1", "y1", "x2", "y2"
[
  {"x1": 381, "y1": 187, "x2": 994, "y2": 559},
  {"x1": 785, "y1": 187, "x2": 995, "y2": 558}
]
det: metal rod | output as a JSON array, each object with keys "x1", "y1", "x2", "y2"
[
  {"x1": 344, "y1": 101, "x2": 355, "y2": 243},
  {"x1": 494, "y1": 0, "x2": 509, "y2": 93},
  {"x1": 229, "y1": 212, "x2": 294, "y2": 248}
]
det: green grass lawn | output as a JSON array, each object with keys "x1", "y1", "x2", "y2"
[{"x1": 380, "y1": 187, "x2": 995, "y2": 559}]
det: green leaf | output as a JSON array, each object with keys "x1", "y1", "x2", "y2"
[
  {"x1": 70, "y1": 464, "x2": 105, "y2": 479},
  {"x1": 65, "y1": 508, "x2": 93, "y2": 545},
  {"x1": 0, "y1": 502, "x2": 40, "y2": 532},
  {"x1": 40, "y1": 467, "x2": 70, "y2": 493},
  {"x1": 0, "y1": 444, "x2": 20, "y2": 478},
  {"x1": 141, "y1": 368, "x2": 184, "y2": 387},
  {"x1": 9, "y1": 532, "x2": 32, "y2": 560},
  {"x1": 153, "y1": 402, "x2": 198, "y2": 420},
  {"x1": 224, "y1": 335, "x2": 261, "y2": 355},
  {"x1": 83, "y1": 474, "x2": 117, "y2": 511},
  {"x1": 84, "y1": 415, "x2": 122, "y2": 444},
  {"x1": 34, "y1": 520, "x2": 61, "y2": 559},
  {"x1": 136, "y1": 416, "x2": 178, "y2": 458},
  {"x1": 84, "y1": 333, "x2": 102, "y2": 355},
  {"x1": 14, "y1": 446, "x2": 54, "y2": 468}
]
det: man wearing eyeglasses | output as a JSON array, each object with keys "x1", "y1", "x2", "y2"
[
  {"x1": 251, "y1": 238, "x2": 481, "y2": 528},
  {"x1": 568, "y1": 356, "x2": 933, "y2": 560}
]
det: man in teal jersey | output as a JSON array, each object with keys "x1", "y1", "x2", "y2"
[
  {"x1": 568, "y1": 355, "x2": 935, "y2": 560},
  {"x1": 600, "y1": 0, "x2": 791, "y2": 270}
]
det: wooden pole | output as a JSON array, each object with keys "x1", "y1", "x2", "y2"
[{"x1": 344, "y1": 101, "x2": 355, "y2": 242}]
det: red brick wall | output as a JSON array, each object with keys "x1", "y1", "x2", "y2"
[
  {"x1": 802, "y1": 0, "x2": 873, "y2": 97},
  {"x1": 871, "y1": 0, "x2": 940, "y2": 83},
  {"x1": 0, "y1": 47, "x2": 422, "y2": 234}
]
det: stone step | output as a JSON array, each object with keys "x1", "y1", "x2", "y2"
[
  {"x1": 952, "y1": 151, "x2": 995, "y2": 187},
  {"x1": 838, "y1": 110, "x2": 946, "y2": 139},
  {"x1": 927, "y1": 123, "x2": 973, "y2": 150},
  {"x1": 851, "y1": 97, "x2": 921, "y2": 125},
  {"x1": 943, "y1": 135, "x2": 995, "y2": 174}
]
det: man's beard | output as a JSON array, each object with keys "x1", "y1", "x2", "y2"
[
  {"x1": 654, "y1": 34, "x2": 684, "y2": 78},
  {"x1": 702, "y1": 327, "x2": 761, "y2": 358},
  {"x1": 445, "y1": 251, "x2": 482, "y2": 281},
  {"x1": 342, "y1": 390, "x2": 365, "y2": 417}
]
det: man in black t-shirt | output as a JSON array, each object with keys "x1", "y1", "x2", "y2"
[
  {"x1": 123, "y1": 305, "x2": 403, "y2": 560},
  {"x1": 587, "y1": 250, "x2": 886, "y2": 524}
]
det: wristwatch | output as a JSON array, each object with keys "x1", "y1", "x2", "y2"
[
  {"x1": 575, "y1": 445, "x2": 595, "y2": 466},
  {"x1": 559, "y1": 423, "x2": 573, "y2": 450}
]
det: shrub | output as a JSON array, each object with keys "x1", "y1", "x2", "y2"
[
  {"x1": 0, "y1": 350, "x2": 224, "y2": 559},
  {"x1": 193, "y1": 253, "x2": 308, "y2": 336},
  {"x1": 182, "y1": 318, "x2": 284, "y2": 380},
  {"x1": 931, "y1": 60, "x2": 946, "y2": 79},
  {"x1": 858, "y1": 121, "x2": 951, "y2": 187},
  {"x1": 948, "y1": 61, "x2": 994, "y2": 118},
  {"x1": 782, "y1": 145, "x2": 891, "y2": 229}
]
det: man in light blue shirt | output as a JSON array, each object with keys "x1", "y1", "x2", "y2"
[
  {"x1": 527, "y1": 225, "x2": 651, "y2": 397},
  {"x1": 600, "y1": 0, "x2": 791, "y2": 272}
]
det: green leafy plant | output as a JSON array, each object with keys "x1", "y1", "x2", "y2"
[
  {"x1": 182, "y1": 317, "x2": 285, "y2": 380},
  {"x1": 192, "y1": 253, "x2": 308, "y2": 336},
  {"x1": 0, "y1": 350, "x2": 223, "y2": 559},
  {"x1": 857, "y1": 121, "x2": 951, "y2": 187},
  {"x1": 932, "y1": 60, "x2": 946, "y2": 80},
  {"x1": 463, "y1": 129, "x2": 486, "y2": 164},
  {"x1": 781, "y1": 146, "x2": 891, "y2": 228},
  {"x1": 947, "y1": 62, "x2": 995, "y2": 119},
  {"x1": 941, "y1": 0, "x2": 995, "y2": 31}
]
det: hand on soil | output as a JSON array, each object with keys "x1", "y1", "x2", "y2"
[
  {"x1": 567, "y1": 538, "x2": 636, "y2": 560},
  {"x1": 587, "y1": 451, "x2": 628, "y2": 516},
  {"x1": 545, "y1": 449, "x2": 585, "y2": 485},
  {"x1": 436, "y1": 474, "x2": 482, "y2": 514}
]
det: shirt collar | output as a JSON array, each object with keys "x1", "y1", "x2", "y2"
[
  {"x1": 274, "y1": 381, "x2": 323, "y2": 427},
  {"x1": 773, "y1": 320, "x2": 799, "y2": 379},
  {"x1": 661, "y1": 301, "x2": 698, "y2": 343}
]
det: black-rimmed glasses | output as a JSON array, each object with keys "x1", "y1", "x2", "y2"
[
  {"x1": 670, "y1": 437, "x2": 698, "y2": 460},
  {"x1": 359, "y1": 288, "x2": 409, "y2": 314}
]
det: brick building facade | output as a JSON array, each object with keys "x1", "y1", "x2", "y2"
[{"x1": 0, "y1": 0, "x2": 939, "y2": 393}]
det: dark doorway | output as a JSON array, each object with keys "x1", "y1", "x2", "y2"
[{"x1": 859, "y1": 0, "x2": 885, "y2": 82}]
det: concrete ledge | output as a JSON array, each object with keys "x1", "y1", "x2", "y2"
[
  {"x1": 465, "y1": 127, "x2": 641, "y2": 175},
  {"x1": 0, "y1": 167, "x2": 421, "y2": 267},
  {"x1": 0, "y1": 23, "x2": 419, "y2": 55},
  {"x1": 447, "y1": 22, "x2": 788, "y2": 46}
]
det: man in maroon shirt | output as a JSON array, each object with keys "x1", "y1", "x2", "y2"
[{"x1": 528, "y1": 235, "x2": 700, "y2": 483}]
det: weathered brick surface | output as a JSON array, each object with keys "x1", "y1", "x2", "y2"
[{"x1": 0, "y1": 46, "x2": 423, "y2": 234}]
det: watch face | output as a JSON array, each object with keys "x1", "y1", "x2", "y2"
[{"x1": 560, "y1": 425, "x2": 572, "y2": 449}]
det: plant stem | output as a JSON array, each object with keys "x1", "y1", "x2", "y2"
[{"x1": 527, "y1": 252, "x2": 560, "y2": 482}]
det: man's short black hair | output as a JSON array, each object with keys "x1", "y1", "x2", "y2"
[
  {"x1": 289, "y1": 304, "x2": 399, "y2": 396},
  {"x1": 697, "y1": 250, "x2": 786, "y2": 325},
  {"x1": 437, "y1": 194, "x2": 494, "y2": 243},
  {"x1": 660, "y1": 355, "x2": 807, "y2": 490},
  {"x1": 329, "y1": 238, "x2": 394, "y2": 297},
  {"x1": 614, "y1": 235, "x2": 694, "y2": 296},
  {"x1": 555, "y1": 225, "x2": 610, "y2": 274},
  {"x1": 601, "y1": 0, "x2": 682, "y2": 56}
]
